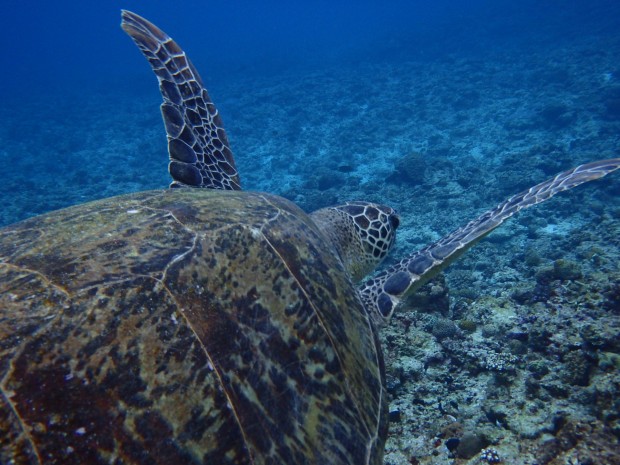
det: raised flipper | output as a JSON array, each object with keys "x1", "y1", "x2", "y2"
[
  {"x1": 360, "y1": 158, "x2": 620, "y2": 325},
  {"x1": 121, "y1": 10, "x2": 241, "y2": 190}
]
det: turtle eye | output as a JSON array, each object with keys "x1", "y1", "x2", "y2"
[{"x1": 389, "y1": 213, "x2": 400, "y2": 230}]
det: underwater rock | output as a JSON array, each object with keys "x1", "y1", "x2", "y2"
[
  {"x1": 431, "y1": 319, "x2": 458, "y2": 341},
  {"x1": 385, "y1": 372, "x2": 402, "y2": 394},
  {"x1": 404, "y1": 277, "x2": 450, "y2": 315},
  {"x1": 484, "y1": 408, "x2": 508, "y2": 429},
  {"x1": 527, "y1": 360, "x2": 550, "y2": 379},
  {"x1": 388, "y1": 408, "x2": 402, "y2": 423},
  {"x1": 552, "y1": 259, "x2": 583, "y2": 281},
  {"x1": 455, "y1": 432, "x2": 487, "y2": 459},
  {"x1": 535, "y1": 259, "x2": 583, "y2": 284},
  {"x1": 511, "y1": 286, "x2": 535, "y2": 304},
  {"x1": 451, "y1": 300, "x2": 470, "y2": 320},
  {"x1": 481, "y1": 324, "x2": 500, "y2": 339},
  {"x1": 525, "y1": 377, "x2": 541, "y2": 397},
  {"x1": 439, "y1": 421, "x2": 464, "y2": 440},
  {"x1": 598, "y1": 351, "x2": 620, "y2": 371},
  {"x1": 580, "y1": 323, "x2": 620, "y2": 352},
  {"x1": 524, "y1": 247, "x2": 543, "y2": 267},
  {"x1": 457, "y1": 319, "x2": 477, "y2": 333},
  {"x1": 541, "y1": 381, "x2": 569, "y2": 399},
  {"x1": 444, "y1": 436, "x2": 460, "y2": 453},
  {"x1": 306, "y1": 169, "x2": 346, "y2": 191},
  {"x1": 533, "y1": 419, "x2": 620, "y2": 464},
  {"x1": 427, "y1": 139, "x2": 454, "y2": 158},
  {"x1": 528, "y1": 327, "x2": 553, "y2": 353},
  {"x1": 507, "y1": 339, "x2": 528, "y2": 355},
  {"x1": 602, "y1": 279, "x2": 620, "y2": 313},
  {"x1": 538, "y1": 102, "x2": 575, "y2": 129},
  {"x1": 506, "y1": 330, "x2": 529, "y2": 342},
  {"x1": 561, "y1": 350, "x2": 592, "y2": 386},
  {"x1": 387, "y1": 151, "x2": 427, "y2": 186}
]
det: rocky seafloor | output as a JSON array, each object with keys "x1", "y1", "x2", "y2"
[{"x1": 1, "y1": 21, "x2": 620, "y2": 465}]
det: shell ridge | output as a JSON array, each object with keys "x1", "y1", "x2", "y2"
[
  {"x1": 258, "y1": 196, "x2": 377, "y2": 449},
  {"x1": 0, "y1": 262, "x2": 71, "y2": 299},
  {"x1": 84, "y1": 194, "x2": 258, "y2": 462},
  {"x1": 157, "y1": 220, "x2": 199, "y2": 285},
  {"x1": 0, "y1": 318, "x2": 45, "y2": 464},
  {"x1": 166, "y1": 305, "x2": 257, "y2": 464},
  {"x1": 147, "y1": 222, "x2": 258, "y2": 464}
]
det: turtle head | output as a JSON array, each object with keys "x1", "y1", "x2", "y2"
[{"x1": 310, "y1": 201, "x2": 399, "y2": 282}]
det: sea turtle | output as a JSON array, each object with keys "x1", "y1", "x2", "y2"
[{"x1": 0, "y1": 9, "x2": 618, "y2": 465}]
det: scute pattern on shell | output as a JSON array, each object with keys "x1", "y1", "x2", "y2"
[{"x1": 0, "y1": 189, "x2": 387, "y2": 465}]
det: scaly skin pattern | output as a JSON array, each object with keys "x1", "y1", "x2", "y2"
[
  {"x1": 121, "y1": 10, "x2": 241, "y2": 190},
  {"x1": 0, "y1": 189, "x2": 387, "y2": 465},
  {"x1": 360, "y1": 158, "x2": 620, "y2": 324}
]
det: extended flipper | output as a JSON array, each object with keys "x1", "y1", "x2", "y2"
[
  {"x1": 360, "y1": 158, "x2": 620, "y2": 325},
  {"x1": 121, "y1": 10, "x2": 241, "y2": 190}
]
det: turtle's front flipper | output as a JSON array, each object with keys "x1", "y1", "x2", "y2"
[
  {"x1": 121, "y1": 10, "x2": 241, "y2": 190},
  {"x1": 360, "y1": 158, "x2": 620, "y2": 325}
]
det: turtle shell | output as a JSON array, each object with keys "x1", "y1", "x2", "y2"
[{"x1": 0, "y1": 190, "x2": 387, "y2": 465}]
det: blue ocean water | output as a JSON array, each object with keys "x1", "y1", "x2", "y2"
[
  {"x1": 1, "y1": 0, "x2": 618, "y2": 224},
  {"x1": 1, "y1": 1, "x2": 620, "y2": 463}
]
